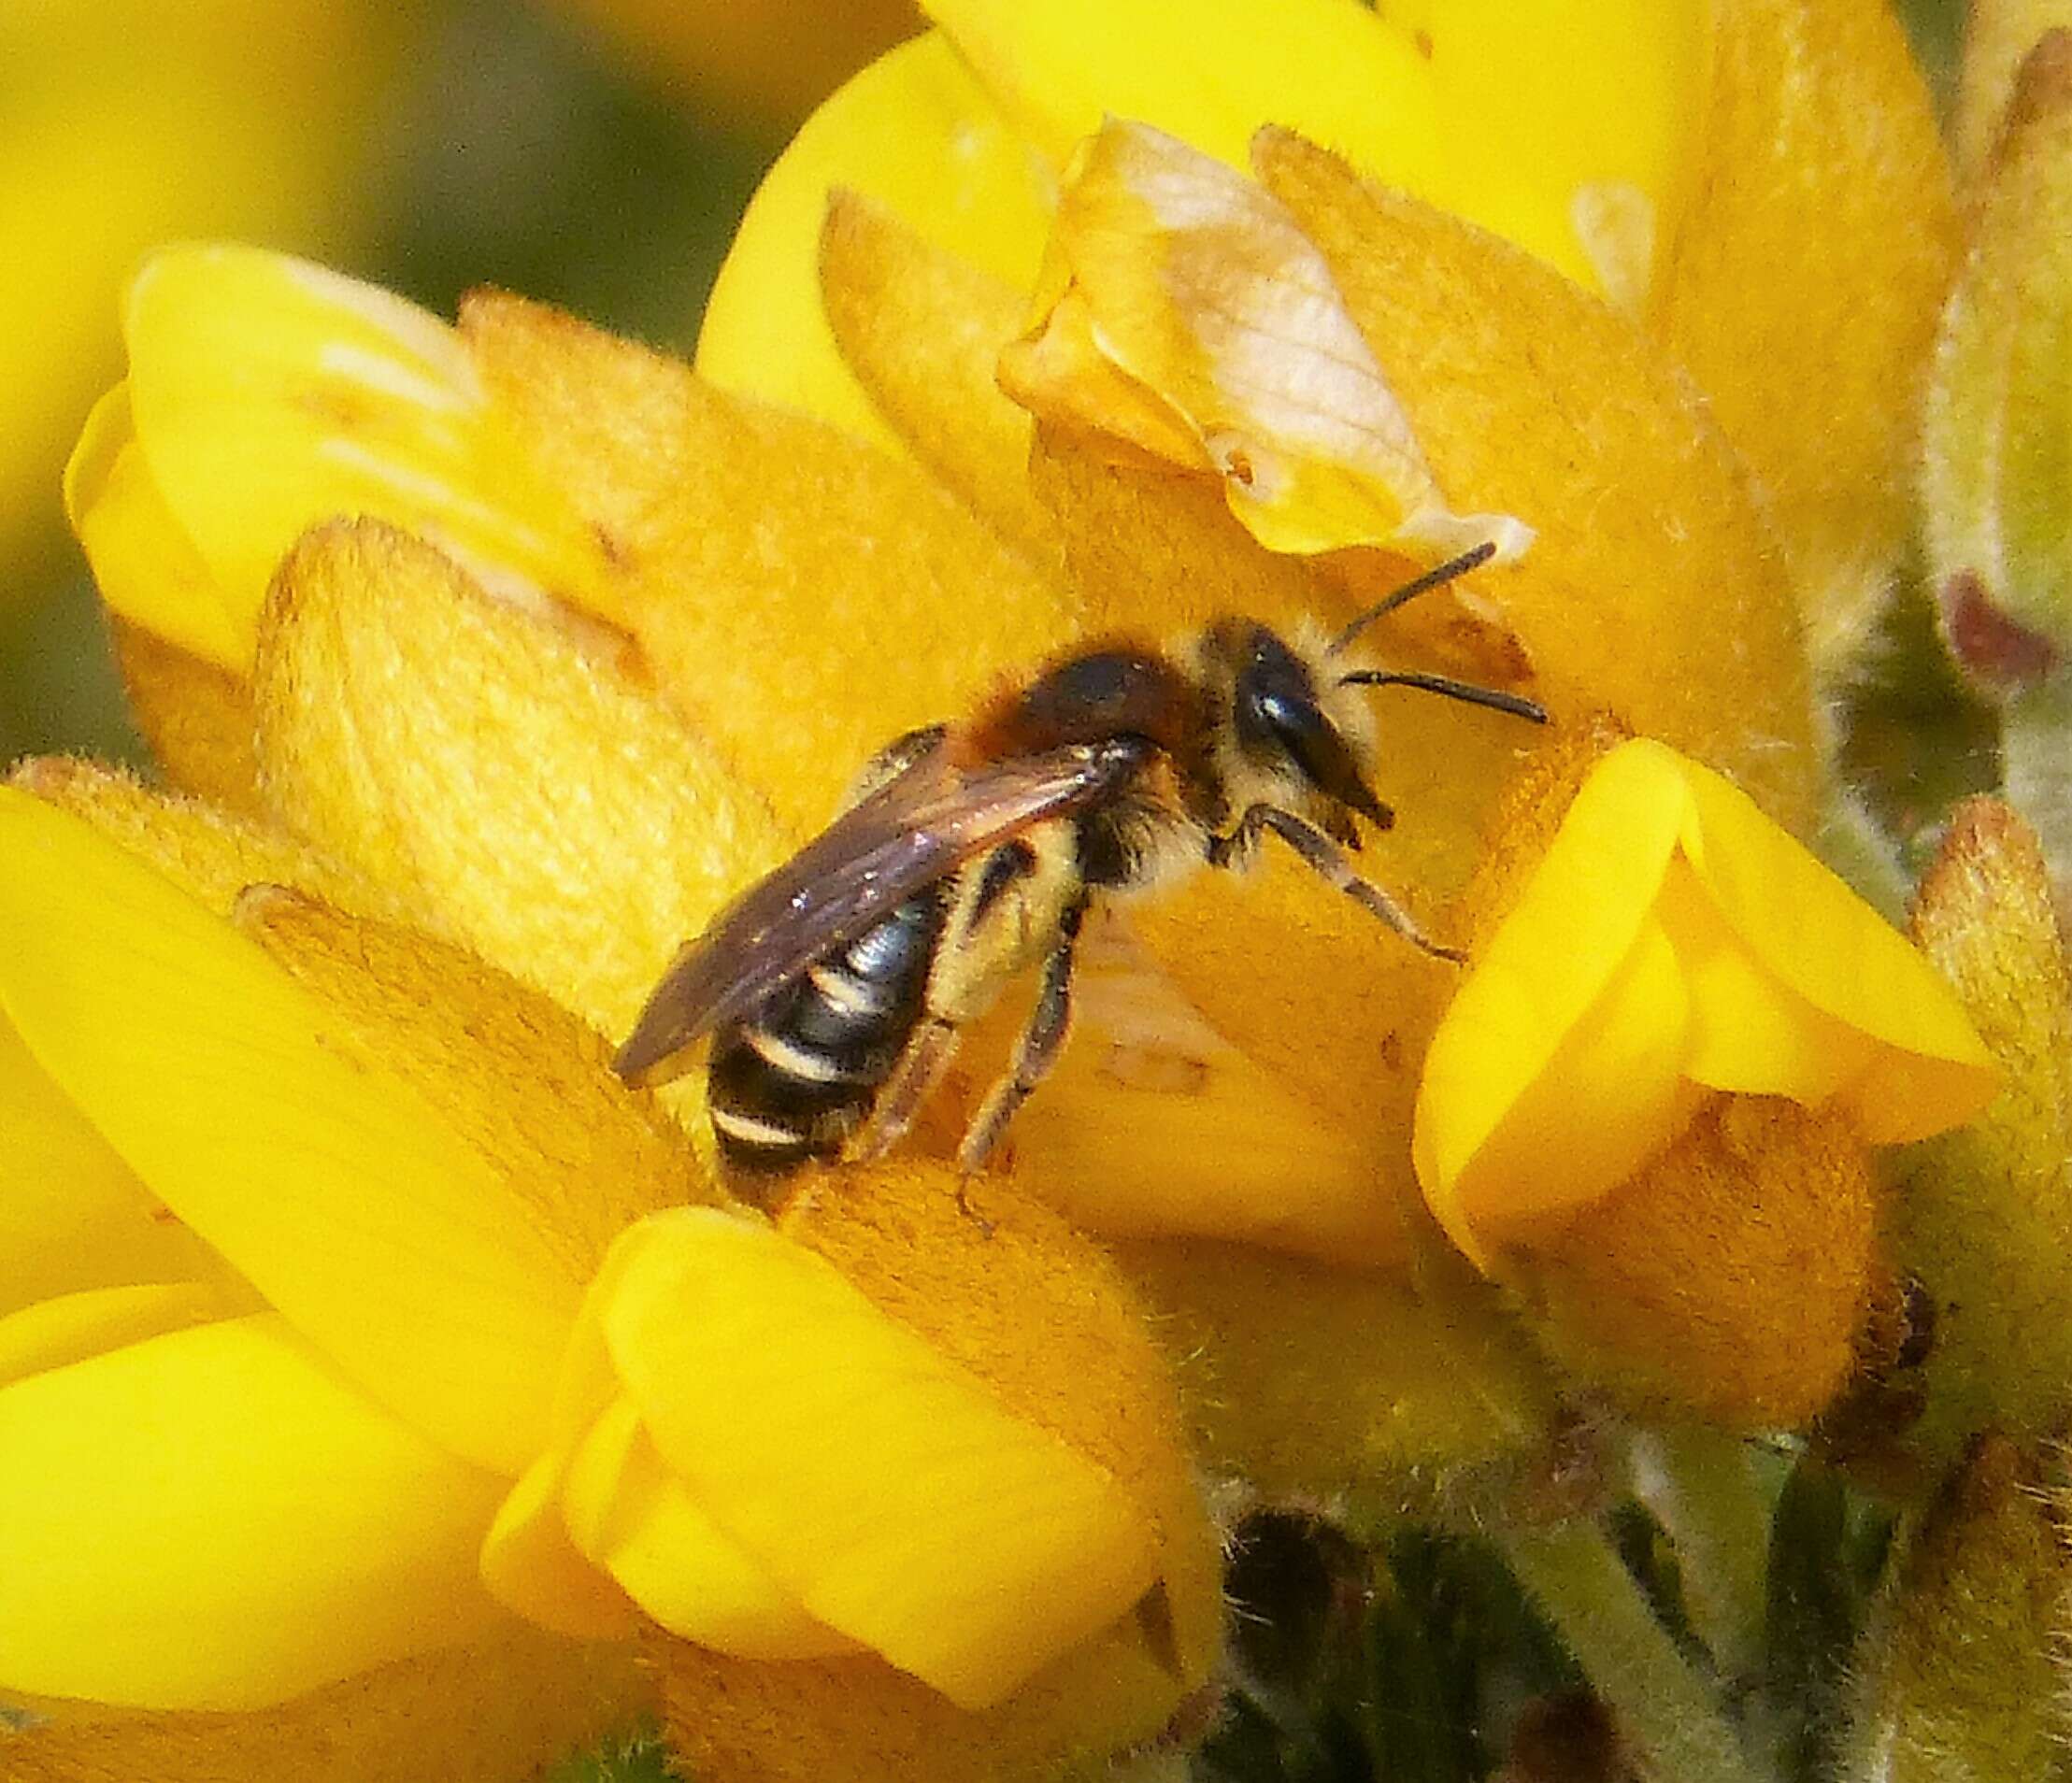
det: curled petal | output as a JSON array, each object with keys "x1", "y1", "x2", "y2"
[
  {"x1": 1415, "y1": 739, "x2": 1994, "y2": 1258},
  {"x1": 0, "y1": 1315, "x2": 507, "y2": 1710},
  {"x1": 0, "y1": 790, "x2": 577, "y2": 1475},
  {"x1": 0, "y1": 1284, "x2": 223, "y2": 1391},
  {"x1": 925, "y1": 0, "x2": 1700, "y2": 291},
  {"x1": 1000, "y1": 122, "x2": 1532, "y2": 566}
]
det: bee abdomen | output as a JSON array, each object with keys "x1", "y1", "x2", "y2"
[{"x1": 707, "y1": 890, "x2": 941, "y2": 1179}]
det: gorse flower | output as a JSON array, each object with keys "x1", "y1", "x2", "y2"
[{"x1": 7, "y1": 0, "x2": 2029, "y2": 1776}]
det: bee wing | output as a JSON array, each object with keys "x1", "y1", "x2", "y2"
[{"x1": 612, "y1": 734, "x2": 1153, "y2": 1088}]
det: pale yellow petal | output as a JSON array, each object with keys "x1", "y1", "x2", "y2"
[
  {"x1": 115, "y1": 244, "x2": 619, "y2": 668},
  {"x1": 0, "y1": 1314, "x2": 507, "y2": 1710},
  {"x1": 1001, "y1": 123, "x2": 1532, "y2": 564}
]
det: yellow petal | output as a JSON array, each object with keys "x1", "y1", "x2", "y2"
[
  {"x1": 0, "y1": 1008, "x2": 230, "y2": 1319},
  {"x1": 926, "y1": 0, "x2": 1701, "y2": 290},
  {"x1": 1650, "y1": 0, "x2": 1956, "y2": 676},
  {"x1": 0, "y1": 790, "x2": 576, "y2": 1475},
  {"x1": 1413, "y1": 738, "x2": 1690, "y2": 1250},
  {"x1": 599, "y1": 1206, "x2": 1163, "y2": 1710},
  {"x1": 562, "y1": 1396, "x2": 858, "y2": 1660},
  {"x1": 236, "y1": 886, "x2": 710, "y2": 1286},
  {"x1": 1415, "y1": 740, "x2": 1997, "y2": 1255},
  {"x1": 96, "y1": 244, "x2": 619, "y2": 671},
  {"x1": 697, "y1": 30, "x2": 1053, "y2": 443},
  {"x1": 1, "y1": 1628, "x2": 649, "y2": 1783},
  {"x1": 0, "y1": 1284, "x2": 222, "y2": 1391},
  {"x1": 1000, "y1": 122, "x2": 1533, "y2": 564},
  {"x1": 0, "y1": 1314, "x2": 507, "y2": 1710},
  {"x1": 251, "y1": 517, "x2": 788, "y2": 1063},
  {"x1": 471, "y1": 306, "x2": 1079, "y2": 834}
]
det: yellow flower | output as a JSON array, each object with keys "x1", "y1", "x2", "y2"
[
  {"x1": 0, "y1": 775, "x2": 1215, "y2": 1778},
  {"x1": 704, "y1": 0, "x2": 1954, "y2": 680},
  {"x1": 1, "y1": 0, "x2": 413, "y2": 579},
  {"x1": 1409, "y1": 733, "x2": 1993, "y2": 1423}
]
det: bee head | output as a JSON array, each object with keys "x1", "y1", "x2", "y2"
[{"x1": 1217, "y1": 622, "x2": 1393, "y2": 839}]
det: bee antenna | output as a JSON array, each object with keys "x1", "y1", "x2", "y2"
[
  {"x1": 1325, "y1": 541, "x2": 1497, "y2": 659},
  {"x1": 1337, "y1": 669, "x2": 1549, "y2": 725}
]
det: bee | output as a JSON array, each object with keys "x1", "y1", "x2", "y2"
[{"x1": 612, "y1": 543, "x2": 1546, "y2": 1191}]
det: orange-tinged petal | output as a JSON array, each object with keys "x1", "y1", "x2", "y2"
[
  {"x1": 819, "y1": 192, "x2": 1057, "y2": 567},
  {"x1": 0, "y1": 1314, "x2": 507, "y2": 1710},
  {"x1": 1001, "y1": 123, "x2": 1533, "y2": 565},
  {"x1": 926, "y1": 0, "x2": 1701, "y2": 290},
  {"x1": 697, "y1": 30, "x2": 1052, "y2": 443},
  {"x1": 1254, "y1": 129, "x2": 1818, "y2": 828},
  {"x1": 0, "y1": 790, "x2": 575, "y2": 1475},
  {"x1": 1650, "y1": 0, "x2": 1956, "y2": 673},
  {"x1": 596, "y1": 1207, "x2": 1163, "y2": 1709},
  {"x1": 105, "y1": 618, "x2": 266, "y2": 814},
  {"x1": 0, "y1": 1284, "x2": 222, "y2": 1391},
  {"x1": 0, "y1": 1627, "x2": 650, "y2": 1783},
  {"x1": 460, "y1": 295, "x2": 1082, "y2": 836},
  {"x1": 94, "y1": 244, "x2": 620, "y2": 671},
  {"x1": 252, "y1": 519, "x2": 788, "y2": 1071},
  {"x1": 236, "y1": 887, "x2": 708, "y2": 1286}
]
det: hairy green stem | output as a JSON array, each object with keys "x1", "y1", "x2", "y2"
[
  {"x1": 1500, "y1": 1519, "x2": 1772, "y2": 1783},
  {"x1": 1627, "y1": 1426, "x2": 1776, "y2": 1683},
  {"x1": 2001, "y1": 679, "x2": 2072, "y2": 924}
]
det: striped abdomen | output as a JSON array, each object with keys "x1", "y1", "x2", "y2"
[{"x1": 706, "y1": 887, "x2": 944, "y2": 1180}]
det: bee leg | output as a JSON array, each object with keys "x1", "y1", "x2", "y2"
[
  {"x1": 957, "y1": 896, "x2": 1089, "y2": 1178},
  {"x1": 1209, "y1": 804, "x2": 1465, "y2": 963},
  {"x1": 849, "y1": 1015, "x2": 961, "y2": 1163}
]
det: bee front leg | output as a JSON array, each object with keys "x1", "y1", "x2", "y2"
[
  {"x1": 957, "y1": 897, "x2": 1089, "y2": 1177},
  {"x1": 1209, "y1": 804, "x2": 1465, "y2": 963}
]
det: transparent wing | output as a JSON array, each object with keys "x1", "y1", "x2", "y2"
[{"x1": 612, "y1": 734, "x2": 1152, "y2": 1088}]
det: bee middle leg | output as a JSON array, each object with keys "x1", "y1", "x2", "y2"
[
  {"x1": 848, "y1": 1015, "x2": 961, "y2": 1163},
  {"x1": 957, "y1": 896, "x2": 1089, "y2": 1176},
  {"x1": 1208, "y1": 804, "x2": 1464, "y2": 962}
]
